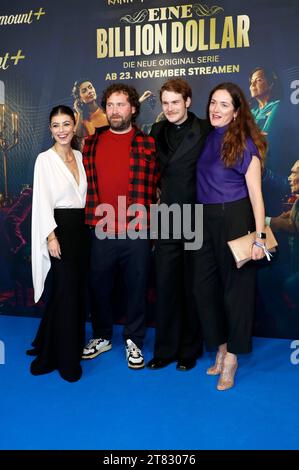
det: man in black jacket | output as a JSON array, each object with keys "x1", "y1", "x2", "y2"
[{"x1": 147, "y1": 79, "x2": 210, "y2": 371}]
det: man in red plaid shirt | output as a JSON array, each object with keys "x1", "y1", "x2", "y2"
[{"x1": 82, "y1": 84, "x2": 159, "y2": 369}]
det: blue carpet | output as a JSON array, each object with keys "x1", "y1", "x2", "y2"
[{"x1": 0, "y1": 315, "x2": 298, "y2": 450}]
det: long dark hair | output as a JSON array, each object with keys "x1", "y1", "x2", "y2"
[
  {"x1": 49, "y1": 105, "x2": 81, "y2": 150},
  {"x1": 72, "y1": 78, "x2": 97, "y2": 120},
  {"x1": 207, "y1": 82, "x2": 267, "y2": 169},
  {"x1": 49, "y1": 105, "x2": 75, "y2": 124}
]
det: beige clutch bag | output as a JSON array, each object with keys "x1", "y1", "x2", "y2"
[{"x1": 227, "y1": 226, "x2": 278, "y2": 268}]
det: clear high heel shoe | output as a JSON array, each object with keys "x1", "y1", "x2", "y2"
[
  {"x1": 217, "y1": 359, "x2": 238, "y2": 391},
  {"x1": 206, "y1": 350, "x2": 226, "y2": 375}
]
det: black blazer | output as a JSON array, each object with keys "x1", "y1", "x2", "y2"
[{"x1": 150, "y1": 112, "x2": 211, "y2": 205}]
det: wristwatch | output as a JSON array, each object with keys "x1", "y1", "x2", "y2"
[{"x1": 256, "y1": 232, "x2": 266, "y2": 239}]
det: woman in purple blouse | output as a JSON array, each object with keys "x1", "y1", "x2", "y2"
[{"x1": 195, "y1": 82, "x2": 267, "y2": 390}]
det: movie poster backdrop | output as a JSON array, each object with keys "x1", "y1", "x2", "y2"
[{"x1": 0, "y1": 0, "x2": 299, "y2": 338}]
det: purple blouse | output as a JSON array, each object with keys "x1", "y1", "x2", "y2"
[{"x1": 196, "y1": 126, "x2": 260, "y2": 204}]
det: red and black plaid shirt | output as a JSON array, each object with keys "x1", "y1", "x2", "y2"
[{"x1": 83, "y1": 125, "x2": 159, "y2": 227}]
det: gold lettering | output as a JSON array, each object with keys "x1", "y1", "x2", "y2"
[
  {"x1": 114, "y1": 28, "x2": 124, "y2": 57},
  {"x1": 237, "y1": 15, "x2": 250, "y2": 47},
  {"x1": 171, "y1": 22, "x2": 184, "y2": 53},
  {"x1": 142, "y1": 25, "x2": 154, "y2": 55},
  {"x1": 108, "y1": 27, "x2": 114, "y2": 57},
  {"x1": 155, "y1": 23, "x2": 167, "y2": 54},
  {"x1": 159, "y1": 7, "x2": 168, "y2": 21},
  {"x1": 97, "y1": 29, "x2": 108, "y2": 58},
  {"x1": 148, "y1": 5, "x2": 193, "y2": 21},
  {"x1": 96, "y1": 14, "x2": 250, "y2": 60},
  {"x1": 135, "y1": 25, "x2": 141, "y2": 55},
  {"x1": 125, "y1": 26, "x2": 134, "y2": 56},
  {"x1": 168, "y1": 7, "x2": 180, "y2": 20},
  {"x1": 181, "y1": 4, "x2": 193, "y2": 19},
  {"x1": 148, "y1": 8, "x2": 160, "y2": 22},
  {"x1": 210, "y1": 18, "x2": 220, "y2": 50},
  {"x1": 185, "y1": 20, "x2": 198, "y2": 52},
  {"x1": 221, "y1": 17, "x2": 235, "y2": 48},
  {"x1": 198, "y1": 19, "x2": 208, "y2": 51}
]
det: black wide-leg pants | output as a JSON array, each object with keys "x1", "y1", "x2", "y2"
[
  {"x1": 31, "y1": 209, "x2": 88, "y2": 382},
  {"x1": 193, "y1": 198, "x2": 256, "y2": 354}
]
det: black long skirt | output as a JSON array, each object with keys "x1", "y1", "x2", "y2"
[{"x1": 30, "y1": 208, "x2": 88, "y2": 382}]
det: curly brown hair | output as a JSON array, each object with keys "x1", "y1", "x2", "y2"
[
  {"x1": 207, "y1": 82, "x2": 267, "y2": 169},
  {"x1": 101, "y1": 83, "x2": 140, "y2": 121}
]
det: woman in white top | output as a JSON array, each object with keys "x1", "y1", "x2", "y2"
[{"x1": 28, "y1": 105, "x2": 88, "y2": 382}]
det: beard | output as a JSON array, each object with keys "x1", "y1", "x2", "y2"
[{"x1": 108, "y1": 113, "x2": 132, "y2": 131}]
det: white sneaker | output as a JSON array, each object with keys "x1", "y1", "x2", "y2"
[
  {"x1": 82, "y1": 338, "x2": 112, "y2": 360},
  {"x1": 125, "y1": 339, "x2": 145, "y2": 369}
]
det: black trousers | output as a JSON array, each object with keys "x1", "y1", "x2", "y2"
[
  {"x1": 89, "y1": 233, "x2": 151, "y2": 348},
  {"x1": 153, "y1": 239, "x2": 203, "y2": 360},
  {"x1": 31, "y1": 209, "x2": 88, "y2": 382},
  {"x1": 193, "y1": 198, "x2": 256, "y2": 354}
]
